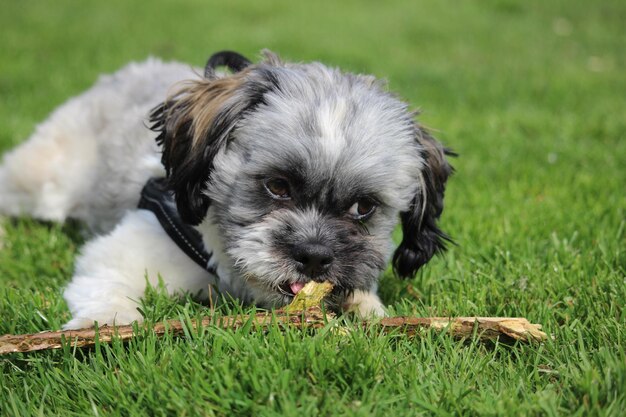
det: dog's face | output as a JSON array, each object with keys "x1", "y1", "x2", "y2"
[{"x1": 150, "y1": 51, "x2": 452, "y2": 308}]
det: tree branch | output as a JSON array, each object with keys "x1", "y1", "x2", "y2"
[{"x1": 0, "y1": 282, "x2": 547, "y2": 355}]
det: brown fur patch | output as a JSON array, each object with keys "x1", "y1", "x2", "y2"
[{"x1": 166, "y1": 71, "x2": 249, "y2": 150}]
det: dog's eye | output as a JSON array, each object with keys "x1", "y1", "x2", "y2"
[
  {"x1": 264, "y1": 178, "x2": 291, "y2": 200},
  {"x1": 347, "y1": 198, "x2": 377, "y2": 220}
]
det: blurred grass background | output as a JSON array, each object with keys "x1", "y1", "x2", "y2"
[{"x1": 0, "y1": 0, "x2": 624, "y2": 415}]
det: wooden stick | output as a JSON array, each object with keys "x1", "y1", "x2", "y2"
[
  {"x1": 0, "y1": 312, "x2": 547, "y2": 355},
  {"x1": 0, "y1": 282, "x2": 548, "y2": 355},
  {"x1": 0, "y1": 308, "x2": 327, "y2": 355},
  {"x1": 377, "y1": 316, "x2": 547, "y2": 342}
]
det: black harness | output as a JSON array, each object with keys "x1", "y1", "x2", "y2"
[
  {"x1": 137, "y1": 51, "x2": 253, "y2": 281},
  {"x1": 138, "y1": 177, "x2": 218, "y2": 277}
]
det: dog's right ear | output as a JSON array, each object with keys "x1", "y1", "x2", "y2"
[{"x1": 149, "y1": 53, "x2": 280, "y2": 225}]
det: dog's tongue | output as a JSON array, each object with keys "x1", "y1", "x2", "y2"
[{"x1": 290, "y1": 282, "x2": 306, "y2": 295}]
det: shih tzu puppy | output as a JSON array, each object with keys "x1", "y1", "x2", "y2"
[{"x1": 0, "y1": 51, "x2": 452, "y2": 329}]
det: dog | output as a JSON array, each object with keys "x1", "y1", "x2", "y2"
[{"x1": 0, "y1": 51, "x2": 452, "y2": 329}]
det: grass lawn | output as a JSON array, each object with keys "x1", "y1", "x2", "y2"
[{"x1": 1, "y1": 0, "x2": 624, "y2": 415}]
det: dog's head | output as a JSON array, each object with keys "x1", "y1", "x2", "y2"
[{"x1": 150, "y1": 51, "x2": 452, "y2": 306}]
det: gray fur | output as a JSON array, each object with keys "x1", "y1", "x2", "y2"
[{"x1": 0, "y1": 52, "x2": 452, "y2": 326}]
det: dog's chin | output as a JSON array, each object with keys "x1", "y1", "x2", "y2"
[
  {"x1": 241, "y1": 272, "x2": 316, "y2": 307},
  {"x1": 239, "y1": 274, "x2": 290, "y2": 307}
]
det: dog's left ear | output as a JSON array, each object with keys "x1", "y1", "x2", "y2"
[
  {"x1": 149, "y1": 53, "x2": 280, "y2": 225},
  {"x1": 392, "y1": 124, "x2": 454, "y2": 278}
]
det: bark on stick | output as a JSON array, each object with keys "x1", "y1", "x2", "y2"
[{"x1": 0, "y1": 282, "x2": 547, "y2": 355}]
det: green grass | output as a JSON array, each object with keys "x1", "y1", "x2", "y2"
[{"x1": 1, "y1": 0, "x2": 624, "y2": 415}]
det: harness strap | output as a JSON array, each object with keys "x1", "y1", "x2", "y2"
[{"x1": 138, "y1": 178, "x2": 218, "y2": 277}]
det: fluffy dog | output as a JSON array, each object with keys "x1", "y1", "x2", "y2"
[{"x1": 0, "y1": 51, "x2": 452, "y2": 329}]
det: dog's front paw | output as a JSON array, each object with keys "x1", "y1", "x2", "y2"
[
  {"x1": 62, "y1": 309, "x2": 143, "y2": 330},
  {"x1": 343, "y1": 289, "x2": 387, "y2": 318},
  {"x1": 63, "y1": 317, "x2": 100, "y2": 330}
]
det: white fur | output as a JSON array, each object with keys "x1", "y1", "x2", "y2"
[
  {"x1": 317, "y1": 100, "x2": 348, "y2": 160},
  {"x1": 344, "y1": 288, "x2": 386, "y2": 318},
  {"x1": 0, "y1": 59, "x2": 193, "y2": 232},
  {"x1": 0, "y1": 58, "x2": 423, "y2": 328},
  {"x1": 0, "y1": 59, "x2": 226, "y2": 328},
  {"x1": 64, "y1": 210, "x2": 212, "y2": 329}
]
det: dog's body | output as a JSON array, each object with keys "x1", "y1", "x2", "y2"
[{"x1": 0, "y1": 52, "x2": 452, "y2": 329}]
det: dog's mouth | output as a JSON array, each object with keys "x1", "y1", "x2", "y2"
[{"x1": 278, "y1": 281, "x2": 306, "y2": 297}]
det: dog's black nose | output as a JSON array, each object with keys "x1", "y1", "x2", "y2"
[{"x1": 292, "y1": 243, "x2": 334, "y2": 278}]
